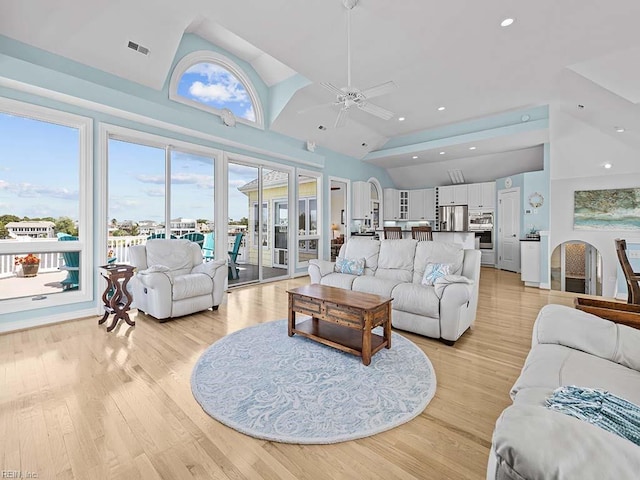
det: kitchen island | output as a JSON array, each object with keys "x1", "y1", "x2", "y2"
[{"x1": 375, "y1": 229, "x2": 476, "y2": 249}]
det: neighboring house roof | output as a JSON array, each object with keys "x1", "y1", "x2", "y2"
[{"x1": 6, "y1": 221, "x2": 55, "y2": 228}]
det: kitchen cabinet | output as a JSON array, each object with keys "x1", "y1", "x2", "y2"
[
  {"x1": 399, "y1": 190, "x2": 409, "y2": 220},
  {"x1": 439, "y1": 185, "x2": 468, "y2": 206},
  {"x1": 408, "y1": 189, "x2": 425, "y2": 220},
  {"x1": 520, "y1": 240, "x2": 541, "y2": 285},
  {"x1": 468, "y1": 182, "x2": 495, "y2": 209},
  {"x1": 383, "y1": 188, "x2": 399, "y2": 220},
  {"x1": 407, "y1": 188, "x2": 436, "y2": 220},
  {"x1": 481, "y1": 249, "x2": 496, "y2": 266},
  {"x1": 352, "y1": 181, "x2": 371, "y2": 219}
]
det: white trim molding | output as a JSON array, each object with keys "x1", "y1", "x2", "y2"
[{"x1": 169, "y1": 51, "x2": 265, "y2": 129}]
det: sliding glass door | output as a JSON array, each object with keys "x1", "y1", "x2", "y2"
[{"x1": 228, "y1": 160, "x2": 290, "y2": 286}]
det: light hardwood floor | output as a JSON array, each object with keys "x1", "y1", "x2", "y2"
[{"x1": 0, "y1": 268, "x2": 578, "y2": 480}]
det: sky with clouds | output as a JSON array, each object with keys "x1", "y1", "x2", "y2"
[
  {"x1": 0, "y1": 113, "x2": 79, "y2": 220},
  {"x1": 0, "y1": 112, "x2": 259, "y2": 226},
  {"x1": 178, "y1": 63, "x2": 256, "y2": 122}
]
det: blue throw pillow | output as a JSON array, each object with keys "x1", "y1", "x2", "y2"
[
  {"x1": 335, "y1": 256, "x2": 366, "y2": 276},
  {"x1": 422, "y1": 263, "x2": 451, "y2": 286}
]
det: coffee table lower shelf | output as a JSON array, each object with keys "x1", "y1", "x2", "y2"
[{"x1": 292, "y1": 318, "x2": 388, "y2": 359}]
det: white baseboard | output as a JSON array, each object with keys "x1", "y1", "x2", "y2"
[
  {"x1": 539, "y1": 283, "x2": 550, "y2": 290},
  {"x1": 293, "y1": 271, "x2": 310, "y2": 278},
  {"x1": 0, "y1": 308, "x2": 97, "y2": 334}
]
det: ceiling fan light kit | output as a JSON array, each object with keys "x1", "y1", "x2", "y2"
[{"x1": 305, "y1": 0, "x2": 397, "y2": 128}]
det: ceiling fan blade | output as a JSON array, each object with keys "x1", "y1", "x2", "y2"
[
  {"x1": 358, "y1": 102, "x2": 395, "y2": 120},
  {"x1": 335, "y1": 107, "x2": 349, "y2": 128},
  {"x1": 297, "y1": 101, "x2": 339, "y2": 114},
  {"x1": 360, "y1": 81, "x2": 397, "y2": 100},
  {"x1": 321, "y1": 82, "x2": 345, "y2": 97}
]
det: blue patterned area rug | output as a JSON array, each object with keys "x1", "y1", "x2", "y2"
[{"x1": 191, "y1": 319, "x2": 437, "y2": 444}]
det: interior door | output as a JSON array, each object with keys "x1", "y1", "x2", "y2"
[{"x1": 498, "y1": 189, "x2": 520, "y2": 272}]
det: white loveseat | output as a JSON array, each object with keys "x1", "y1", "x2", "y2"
[
  {"x1": 129, "y1": 239, "x2": 227, "y2": 321},
  {"x1": 309, "y1": 238, "x2": 481, "y2": 344},
  {"x1": 488, "y1": 304, "x2": 640, "y2": 479}
]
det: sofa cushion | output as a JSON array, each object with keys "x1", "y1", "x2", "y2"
[
  {"x1": 146, "y1": 239, "x2": 196, "y2": 273},
  {"x1": 375, "y1": 239, "x2": 416, "y2": 282},
  {"x1": 534, "y1": 304, "x2": 640, "y2": 372},
  {"x1": 511, "y1": 344, "x2": 640, "y2": 407},
  {"x1": 491, "y1": 405, "x2": 640, "y2": 480},
  {"x1": 172, "y1": 273, "x2": 213, "y2": 301},
  {"x1": 391, "y1": 283, "x2": 440, "y2": 318},
  {"x1": 343, "y1": 238, "x2": 380, "y2": 275},
  {"x1": 320, "y1": 273, "x2": 356, "y2": 290},
  {"x1": 335, "y1": 256, "x2": 365, "y2": 275},
  {"x1": 413, "y1": 242, "x2": 464, "y2": 284},
  {"x1": 352, "y1": 276, "x2": 401, "y2": 298}
]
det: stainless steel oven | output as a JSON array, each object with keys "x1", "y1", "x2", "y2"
[{"x1": 469, "y1": 210, "x2": 494, "y2": 249}]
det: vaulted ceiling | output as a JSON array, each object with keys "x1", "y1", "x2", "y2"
[{"x1": 2, "y1": 0, "x2": 640, "y2": 184}]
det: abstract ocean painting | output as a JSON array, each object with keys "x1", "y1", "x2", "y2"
[{"x1": 574, "y1": 188, "x2": 640, "y2": 230}]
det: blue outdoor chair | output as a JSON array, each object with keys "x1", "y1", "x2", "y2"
[
  {"x1": 180, "y1": 232, "x2": 205, "y2": 248},
  {"x1": 202, "y1": 232, "x2": 215, "y2": 261},
  {"x1": 228, "y1": 232, "x2": 244, "y2": 280},
  {"x1": 57, "y1": 232, "x2": 79, "y2": 290},
  {"x1": 147, "y1": 233, "x2": 177, "y2": 240}
]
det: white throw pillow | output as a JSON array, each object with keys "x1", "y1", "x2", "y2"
[{"x1": 421, "y1": 263, "x2": 451, "y2": 286}]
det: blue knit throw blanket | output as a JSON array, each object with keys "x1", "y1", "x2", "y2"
[{"x1": 546, "y1": 386, "x2": 640, "y2": 447}]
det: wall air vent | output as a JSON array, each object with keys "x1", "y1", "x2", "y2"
[{"x1": 127, "y1": 40, "x2": 150, "y2": 56}]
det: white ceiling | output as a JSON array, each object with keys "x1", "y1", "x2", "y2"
[{"x1": 2, "y1": 0, "x2": 640, "y2": 181}]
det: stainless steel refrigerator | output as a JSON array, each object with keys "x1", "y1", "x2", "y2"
[{"x1": 439, "y1": 205, "x2": 468, "y2": 231}]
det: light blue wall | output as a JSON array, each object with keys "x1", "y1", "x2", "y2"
[{"x1": 0, "y1": 34, "x2": 392, "y2": 324}]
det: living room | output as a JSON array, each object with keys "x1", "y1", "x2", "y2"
[{"x1": 2, "y1": 1, "x2": 640, "y2": 478}]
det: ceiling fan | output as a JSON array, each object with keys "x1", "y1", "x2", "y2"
[{"x1": 301, "y1": 0, "x2": 397, "y2": 128}]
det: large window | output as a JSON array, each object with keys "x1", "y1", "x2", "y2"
[
  {"x1": 0, "y1": 98, "x2": 92, "y2": 313},
  {"x1": 169, "y1": 51, "x2": 263, "y2": 128},
  {"x1": 105, "y1": 127, "x2": 217, "y2": 265}
]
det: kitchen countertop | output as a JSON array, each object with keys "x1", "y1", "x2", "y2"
[
  {"x1": 520, "y1": 237, "x2": 541, "y2": 242},
  {"x1": 376, "y1": 229, "x2": 476, "y2": 233}
]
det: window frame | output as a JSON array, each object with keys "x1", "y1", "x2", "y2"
[
  {"x1": 169, "y1": 51, "x2": 264, "y2": 129},
  {"x1": 0, "y1": 97, "x2": 93, "y2": 314}
]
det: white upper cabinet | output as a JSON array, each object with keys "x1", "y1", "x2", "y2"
[
  {"x1": 439, "y1": 185, "x2": 468, "y2": 205},
  {"x1": 384, "y1": 188, "x2": 399, "y2": 220},
  {"x1": 407, "y1": 188, "x2": 436, "y2": 220},
  {"x1": 468, "y1": 182, "x2": 495, "y2": 209},
  {"x1": 352, "y1": 181, "x2": 372, "y2": 219},
  {"x1": 408, "y1": 189, "x2": 425, "y2": 220}
]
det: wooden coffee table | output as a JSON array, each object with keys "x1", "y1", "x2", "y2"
[{"x1": 287, "y1": 284, "x2": 392, "y2": 366}]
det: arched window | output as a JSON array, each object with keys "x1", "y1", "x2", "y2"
[{"x1": 169, "y1": 51, "x2": 263, "y2": 128}]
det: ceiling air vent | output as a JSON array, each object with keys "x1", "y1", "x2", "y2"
[
  {"x1": 448, "y1": 169, "x2": 465, "y2": 184},
  {"x1": 127, "y1": 40, "x2": 150, "y2": 56}
]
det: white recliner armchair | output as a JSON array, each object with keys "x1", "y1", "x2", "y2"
[{"x1": 129, "y1": 239, "x2": 227, "y2": 321}]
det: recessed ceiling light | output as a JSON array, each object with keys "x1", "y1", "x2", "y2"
[
  {"x1": 501, "y1": 18, "x2": 515, "y2": 27},
  {"x1": 398, "y1": 117, "x2": 405, "y2": 122},
  {"x1": 615, "y1": 127, "x2": 625, "y2": 133},
  {"x1": 604, "y1": 163, "x2": 613, "y2": 169},
  {"x1": 412, "y1": 155, "x2": 418, "y2": 159},
  {"x1": 469, "y1": 146, "x2": 477, "y2": 150},
  {"x1": 439, "y1": 151, "x2": 446, "y2": 155},
  {"x1": 437, "y1": 106, "x2": 446, "y2": 111}
]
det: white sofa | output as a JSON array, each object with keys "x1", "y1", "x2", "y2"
[
  {"x1": 129, "y1": 239, "x2": 227, "y2": 320},
  {"x1": 309, "y1": 238, "x2": 481, "y2": 344},
  {"x1": 488, "y1": 304, "x2": 640, "y2": 479}
]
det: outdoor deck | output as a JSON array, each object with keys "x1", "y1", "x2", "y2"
[{"x1": 0, "y1": 270, "x2": 68, "y2": 301}]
